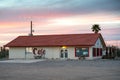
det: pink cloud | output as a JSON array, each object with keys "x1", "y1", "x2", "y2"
[
  {"x1": 106, "y1": 40, "x2": 120, "y2": 47},
  {"x1": 0, "y1": 8, "x2": 120, "y2": 47}
]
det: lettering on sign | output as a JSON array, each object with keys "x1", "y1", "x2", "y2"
[{"x1": 33, "y1": 48, "x2": 46, "y2": 57}]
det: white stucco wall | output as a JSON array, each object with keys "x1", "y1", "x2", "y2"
[
  {"x1": 8, "y1": 46, "x2": 93, "y2": 60},
  {"x1": 67, "y1": 47, "x2": 78, "y2": 59},
  {"x1": 25, "y1": 52, "x2": 34, "y2": 59},
  {"x1": 32, "y1": 47, "x2": 77, "y2": 59},
  {"x1": 85, "y1": 47, "x2": 93, "y2": 60},
  {"x1": 9, "y1": 47, "x2": 25, "y2": 59},
  {"x1": 94, "y1": 38, "x2": 103, "y2": 48},
  {"x1": 9, "y1": 38, "x2": 104, "y2": 60},
  {"x1": 43, "y1": 47, "x2": 60, "y2": 59},
  {"x1": 90, "y1": 38, "x2": 104, "y2": 59},
  {"x1": 9, "y1": 46, "x2": 78, "y2": 59}
]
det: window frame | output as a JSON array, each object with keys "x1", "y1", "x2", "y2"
[{"x1": 75, "y1": 47, "x2": 89, "y2": 57}]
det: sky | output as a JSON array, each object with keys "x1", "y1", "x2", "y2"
[{"x1": 0, "y1": 0, "x2": 120, "y2": 47}]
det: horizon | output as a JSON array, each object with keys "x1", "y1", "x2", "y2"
[{"x1": 0, "y1": 0, "x2": 120, "y2": 47}]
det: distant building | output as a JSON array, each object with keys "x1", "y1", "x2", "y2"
[{"x1": 5, "y1": 33, "x2": 106, "y2": 60}]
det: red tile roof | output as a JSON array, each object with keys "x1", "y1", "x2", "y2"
[{"x1": 5, "y1": 33, "x2": 106, "y2": 47}]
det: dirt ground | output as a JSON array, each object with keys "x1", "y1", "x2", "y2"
[{"x1": 0, "y1": 59, "x2": 120, "y2": 80}]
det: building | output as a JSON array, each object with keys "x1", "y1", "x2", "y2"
[{"x1": 5, "y1": 33, "x2": 106, "y2": 60}]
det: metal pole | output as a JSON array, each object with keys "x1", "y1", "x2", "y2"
[
  {"x1": 25, "y1": 47, "x2": 27, "y2": 60},
  {"x1": 30, "y1": 21, "x2": 33, "y2": 36}
]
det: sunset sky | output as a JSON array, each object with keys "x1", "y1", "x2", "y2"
[{"x1": 0, "y1": 0, "x2": 120, "y2": 47}]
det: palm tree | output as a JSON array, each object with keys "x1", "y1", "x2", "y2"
[{"x1": 91, "y1": 24, "x2": 101, "y2": 33}]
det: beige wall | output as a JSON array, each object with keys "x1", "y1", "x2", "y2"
[
  {"x1": 8, "y1": 46, "x2": 94, "y2": 60},
  {"x1": 9, "y1": 39, "x2": 104, "y2": 60},
  {"x1": 9, "y1": 47, "x2": 25, "y2": 59},
  {"x1": 42, "y1": 47, "x2": 60, "y2": 59},
  {"x1": 32, "y1": 47, "x2": 77, "y2": 59},
  {"x1": 9, "y1": 47, "x2": 78, "y2": 59},
  {"x1": 90, "y1": 38, "x2": 104, "y2": 59},
  {"x1": 42, "y1": 46, "x2": 94, "y2": 60},
  {"x1": 67, "y1": 47, "x2": 78, "y2": 59},
  {"x1": 86, "y1": 47, "x2": 93, "y2": 60},
  {"x1": 94, "y1": 38, "x2": 103, "y2": 48}
]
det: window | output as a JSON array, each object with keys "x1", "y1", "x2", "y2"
[
  {"x1": 93, "y1": 48, "x2": 96, "y2": 57},
  {"x1": 75, "y1": 48, "x2": 89, "y2": 57},
  {"x1": 100, "y1": 48, "x2": 102, "y2": 56},
  {"x1": 97, "y1": 48, "x2": 99, "y2": 56},
  {"x1": 93, "y1": 48, "x2": 102, "y2": 57}
]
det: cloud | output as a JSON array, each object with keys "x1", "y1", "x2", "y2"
[
  {"x1": 101, "y1": 28, "x2": 120, "y2": 41},
  {"x1": 39, "y1": 0, "x2": 120, "y2": 15},
  {"x1": 0, "y1": 0, "x2": 120, "y2": 46},
  {"x1": 0, "y1": 0, "x2": 120, "y2": 24},
  {"x1": 1, "y1": 0, "x2": 120, "y2": 14},
  {"x1": 106, "y1": 40, "x2": 120, "y2": 47},
  {"x1": 0, "y1": 0, "x2": 16, "y2": 8}
]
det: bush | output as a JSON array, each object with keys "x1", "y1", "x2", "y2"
[
  {"x1": 102, "y1": 55, "x2": 115, "y2": 59},
  {"x1": 0, "y1": 48, "x2": 9, "y2": 59}
]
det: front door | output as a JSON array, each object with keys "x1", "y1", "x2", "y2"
[{"x1": 60, "y1": 49, "x2": 68, "y2": 58}]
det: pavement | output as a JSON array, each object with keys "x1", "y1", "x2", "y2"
[
  {"x1": 0, "y1": 59, "x2": 120, "y2": 80},
  {"x1": 0, "y1": 59, "x2": 45, "y2": 63}
]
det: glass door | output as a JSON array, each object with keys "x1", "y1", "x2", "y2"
[{"x1": 60, "y1": 49, "x2": 68, "y2": 59}]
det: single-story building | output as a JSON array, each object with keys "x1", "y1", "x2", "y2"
[{"x1": 5, "y1": 33, "x2": 106, "y2": 60}]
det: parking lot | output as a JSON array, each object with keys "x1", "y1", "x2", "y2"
[{"x1": 0, "y1": 59, "x2": 120, "y2": 80}]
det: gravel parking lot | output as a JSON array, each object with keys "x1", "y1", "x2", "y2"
[{"x1": 0, "y1": 59, "x2": 120, "y2": 80}]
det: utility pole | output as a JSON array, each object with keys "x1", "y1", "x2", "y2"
[{"x1": 29, "y1": 21, "x2": 34, "y2": 36}]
